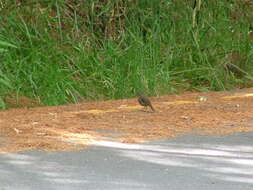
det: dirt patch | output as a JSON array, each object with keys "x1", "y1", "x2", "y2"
[
  {"x1": 1, "y1": 88, "x2": 253, "y2": 152},
  {"x1": 3, "y1": 94, "x2": 40, "y2": 108}
]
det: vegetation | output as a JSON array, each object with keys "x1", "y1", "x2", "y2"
[{"x1": 0, "y1": 0, "x2": 253, "y2": 109}]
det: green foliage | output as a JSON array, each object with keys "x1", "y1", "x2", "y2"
[{"x1": 0, "y1": 0, "x2": 253, "y2": 109}]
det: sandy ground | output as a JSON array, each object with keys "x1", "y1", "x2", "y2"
[{"x1": 1, "y1": 88, "x2": 253, "y2": 152}]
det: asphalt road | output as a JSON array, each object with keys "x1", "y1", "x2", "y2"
[{"x1": 1, "y1": 132, "x2": 253, "y2": 190}]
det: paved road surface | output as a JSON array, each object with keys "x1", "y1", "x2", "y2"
[{"x1": 1, "y1": 132, "x2": 253, "y2": 190}]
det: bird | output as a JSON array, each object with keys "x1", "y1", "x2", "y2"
[{"x1": 137, "y1": 93, "x2": 155, "y2": 112}]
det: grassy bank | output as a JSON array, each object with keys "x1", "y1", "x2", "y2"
[{"x1": 0, "y1": 0, "x2": 253, "y2": 109}]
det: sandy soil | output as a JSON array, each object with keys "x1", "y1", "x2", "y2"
[{"x1": 1, "y1": 88, "x2": 253, "y2": 152}]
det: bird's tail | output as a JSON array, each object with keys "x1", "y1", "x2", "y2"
[{"x1": 149, "y1": 104, "x2": 155, "y2": 112}]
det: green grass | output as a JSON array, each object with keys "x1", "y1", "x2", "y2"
[{"x1": 0, "y1": 0, "x2": 253, "y2": 109}]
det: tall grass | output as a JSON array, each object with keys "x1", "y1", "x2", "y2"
[{"x1": 0, "y1": 0, "x2": 252, "y2": 109}]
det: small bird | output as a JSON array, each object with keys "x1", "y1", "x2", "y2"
[{"x1": 137, "y1": 93, "x2": 155, "y2": 112}]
